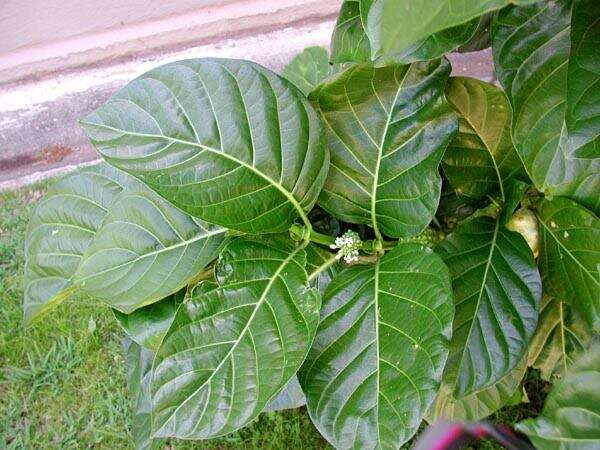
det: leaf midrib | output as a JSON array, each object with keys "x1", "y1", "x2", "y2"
[
  {"x1": 81, "y1": 120, "x2": 310, "y2": 228},
  {"x1": 370, "y1": 66, "x2": 412, "y2": 240},
  {"x1": 455, "y1": 218, "x2": 500, "y2": 395},
  {"x1": 24, "y1": 284, "x2": 78, "y2": 326},
  {"x1": 152, "y1": 245, "x2": 304, "y2": 434},
  {"x1": 75, "y1": 227, "x2": 225, "y2": 283},
  {"x1": 558, "y1": 300, "x2": 567, "y2": 375},
  {"x1": 450, "y1": 84, "x2": 506, "y2": 200},
  {"x1": 373, "y1": 260, "x2": 382, "y2": 445}
]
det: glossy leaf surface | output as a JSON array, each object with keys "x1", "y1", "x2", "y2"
[
  {"x1": 362, "y1": 0, "x2": 538, "y2": 62},
  {"x1": 264, "y1": 376, "x2": 306, "y2": 412},
  {"x1": 517, "y1": 344, "x2": 600, "y2": 449},
  {"x1": 187, "y1": 280, "x2": 218, "y2": 298},
  {"x1": 492, "y1": 0, "x2": 600, "y2": 213},
  {"x1": 330, "y1": 0, "x2": 371, "y2": 64},
  {"x1": 313, "y1": 60, "x2": 457, "y2": 239},
  {"x1": 528, "y1": 296, "x2": 591, "y2": 381},
  {"x1": 124, "y1": 338, "x2": 164, "y2": 450},
  {"x1": 305, "y1": 244, "x2": 340, "y2": 295},
  {"x1": 330, "y1": 1, "x2": 479, "y2": 65},
  {"x1": 81, "y1": 58, "x2": 329, "y2": 233},
  {"x1": 23, "y1": 164, "x2": 137, "y2": 325},
  {"x1": 151, "y1": 237, "x2": 320, "y2": 438},
  {"x1": 282, "y1": 46, "x2": 337, "y2": 96},
  {"x1": 536, "y1": 197, "x2": 600, "y2": 331},
  {"x1": 427, "y1": 359, "x2": 526, "y2": 422},
  {"x1": 437, "y1": 217, "x2": 541, "y2": 396},
  {"x1": 374, "y1": 21, "x2": 480, "y2": 66},
  {"x1": 115, "y1": 289, "x2": 185, "y2": 351},
  {"x1": 457, "y1": 14, "x2": 493, "y2": 53},
  {"x1": 442, "y1": 77, "x2": 526, "y2": 201},
  {"x1": 301, "y1": 244, "x2": 454, "y2": 448},
  {"x1": 566, "y1": 0, "x2": 600, "y2": 161},
  {"x1": 74, "y1": 188, "x2": 226, "y2": 313},
  {"x1": 500, "y1": 179, "x2": 531, "y2": 225}
]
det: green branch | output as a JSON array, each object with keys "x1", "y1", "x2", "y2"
[{"x1": 289, "y1": 224, "x2": 442, "y2": 256}]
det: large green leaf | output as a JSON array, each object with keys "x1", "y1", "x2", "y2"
[
  {"x1": 436, "y1": 216, "x2": 541, "y2": 396},
  {"x1": 427, "y1": 358, "x2": 527, "y2": 422},
  {"x1": 457, "y1": 14, "x2": 493, "y2": 53},
  {"x1": 536, "y1": 197, "x2": 600, "y2": 331},
  {"x1": 187, "y1": 279, "x2": 218, "y2": 298},
  {"x1": 500, "y1": 179, "x2": 531, "y2": 225},
  {"x1": 362, "y1": 0, "x2": 540, "y2": 62},
  {"x1": 73, "y1": 188, "x2": 226, "y2": 313},
  {"x1": 151, "y1": 236, "x2": 320, "y2": 439},
  {"x1": 442, "y1": 77, "x2": 526, "y2": 201},
  {"x1": 305, "y1": 244, "x2": 340, "y2": 295},
  {"x1": 313, "y1": 60, "x2": 457, "y2": 239},
  {"x1": 528, "y1": 296, "x2": 592, "y2": 381},
  {"x1": 492, "y1": 0, "x2": 600, "y2": 214},
  {"x1": 374, "y1": 20, "x2": 481, "y2": 66},
  {"x1": 23, "y1": 164, "x2": 138, "y2": 325},
  {"x1": 81, "y1": 58, "x2": 329, "y2": 233},
  {"x1": 330, "y1": 0, "x2": 371, "y2": 64},
  {"x1": 123, "y1": 338, "x2": 164, "y2": 450},
  {"x1": 517, "y1": 343, "x2": 600, "y2": 449},
  {"x1": 282, "y1": 47, "x2": 338, "y2": 97},
  {"x1": 330, "y1": 1, "x2": 481, "y2": 65},
  {"x1": 300, "y1": 243, "x2": 454, "y2": 448},
  {"x1": 115, "y1": 289, "x2": 185, "y2": 351},
  {"x1": 565, "y1": 0, "x2": 600, "y2": 161},
  {"x1": 264, "y1": 376, "x2": 306, "y2": 412}
]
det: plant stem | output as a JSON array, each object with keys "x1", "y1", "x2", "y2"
[
  {"x1": 308, "y1": 228, "x2": 336, "y2": 247},
  {"x1": 457, "y1": 200, "x2": 503, "y2": 226},
  {"x1": 307, "y1": 255, "x2": 338, "y2": 282},
  {"x1": 187, "y1": 264, "x2": 216, "y2": 287},
  {"x1": 289, "y1": 223, "x2": 397, "y2": 253}
]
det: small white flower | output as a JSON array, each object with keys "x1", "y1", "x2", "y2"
[{"x1": 330, "y1": 230, "x2": 362, "y2": 263}]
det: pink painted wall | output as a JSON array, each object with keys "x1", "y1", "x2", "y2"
[
  {"x1": 0, "y1": 0, "x2": 341, "y2": 84},
  {"x1": 1, "y1": 0, "x2": 225, "y2": 53}
]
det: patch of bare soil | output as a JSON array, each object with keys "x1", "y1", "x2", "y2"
[{"x1": 39, "y1": 145, "x2": 72, "y2": 164}]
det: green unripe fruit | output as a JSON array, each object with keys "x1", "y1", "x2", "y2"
[{"x1": 507, "y1": 208, "x2": 539, "y2": 258}]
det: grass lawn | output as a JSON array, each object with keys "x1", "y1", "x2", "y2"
[{"x1": 0, "y1": 182, "x2": 548, "y2": 449}]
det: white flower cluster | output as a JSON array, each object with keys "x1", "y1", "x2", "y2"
[{"x1": 330, "y1": 230, "x2": 362, "y2": 263}]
